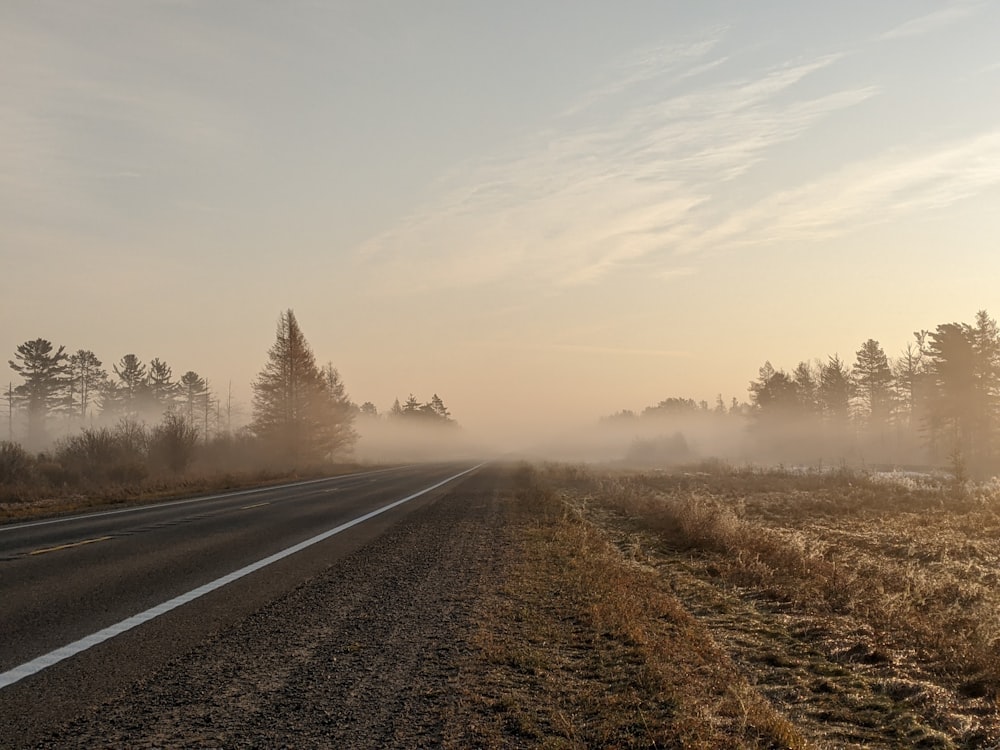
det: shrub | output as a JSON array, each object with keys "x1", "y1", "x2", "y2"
[
  {"x1": 148, "y1": 413, "x2": 200, "y2": 475},
  {"x1": 55, "y1": 420, "x2": 149, "y2": 486},
  {"x1": 0, "y1": 441, "x2": 32, "y2": 484}
]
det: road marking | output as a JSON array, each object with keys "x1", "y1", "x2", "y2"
[
  {"x1": 29, "y1": 536, "x2": 113, "y2": 556},
  {"x1": 239, "y1": 502, "x2": 269, "y2": 510},
  {"x1": 0, "y1": 465, "x2": 412, "y2": 533},
  {"x1": 0, "y1": 464, "x2": 483, "y2": 691}
]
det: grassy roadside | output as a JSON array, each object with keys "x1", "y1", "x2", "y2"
[
  {"x1": 458, "y1": 464, "x2": 806, "y2": 748},
  {"x1": 0, "y1": 463, "x2": 371, "y2": 523},
  {"x1": 456, "y1": 463, "x2": 1000, "y2": 748}
]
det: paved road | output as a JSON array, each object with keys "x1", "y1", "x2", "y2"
[{"x1": 0, "y1": 463, "x2": 481, "y2": 746}]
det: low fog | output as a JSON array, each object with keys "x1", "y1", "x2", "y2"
[
  {"x1": 514, "y1": 409, "x2": 924, "y2": 471},
  {"x1": 5, "y1": 310, "x2": 1000, "y2": 499}
]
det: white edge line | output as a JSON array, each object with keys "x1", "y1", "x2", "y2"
[
  {"x1": 0, "y1": 463, "x2": 483, "y2": 691},
  {"x1": 0, "y1": 465, "x2": 415, "y2": 533}
]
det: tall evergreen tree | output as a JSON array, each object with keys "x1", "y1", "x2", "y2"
[
  {"x1": 792, "y1": 361, "x2": 819, "y2": 416},
  {"x1": 98, "y1": 379, "x2": 125, "y2": 420},
  {"x1": 429, "y1": 393, "x2": 451, "y2": 422},
  {"x1": 251, "y1": 310, "x2": 353, "y2": 462},
  {"x1": 922, "y1": 314, "x2": 1000, "y2": 472},
  {"x1": 67, "y1": 349, "x2": 107, "y2": 422},
  {"x1": 818, "y1": 355, "x2": 852, "y2": 425},
  {"x1": 852, "y1": 339, "x2": 894, "y2": 429},
  {"x1": 893, "y1": 336, "x2": 928, "y2": 432},
  {"x1": 402, "y1": 393, "x2": 421, "y2": 415},
  {"x1": 113, "y1": 354, "x2": 148, "y2": 416},
  {"x1": 389, "y1": 398, "x2": 404, "y2": 417},
  {"x1": 748, "y1": 362, "x2": 799, "y2": 419},
  {"x1": 319, "y1": 363, "x2": 357, "y2": 456},
  {"x1": 969, "y1": 310, "x2": 1000, "y2": 467},
  {"x1": 179, "y1": 371, "x2": 209, "y2": 425},
  {"x1": 924, "y1": 323, "x2": 977, "y2": 464},
  {"x1": 148, "y1": 358, "x2": 178, "y2": 413},
  {"x1": 8, "y1": 339, "x2": 69, "y2": 447}
]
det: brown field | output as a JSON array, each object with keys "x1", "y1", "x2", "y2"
[{"x1": 467, "y1": 463, "x2": 1000, "y2": 748}]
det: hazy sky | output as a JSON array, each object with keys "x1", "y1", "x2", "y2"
[{"x1": 4, "y1": 1, "x2": 1000, "y2": 437}]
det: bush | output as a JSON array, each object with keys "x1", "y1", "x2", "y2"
[
  {"x1": 55, "y1": 420, "x2": 149, "y2": 486},
  {"x1": 0, "y1": 441, "x2": 32, "y2": 484},
  {"x1": 149, "y1": 413, "x2": 200, "y2": 475}
]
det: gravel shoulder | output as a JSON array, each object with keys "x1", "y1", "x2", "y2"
[{"x1": 25, "y1": 468, "x2": 515, "y2": 749}]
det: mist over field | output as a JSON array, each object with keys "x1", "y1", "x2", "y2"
[{"x1": 4, "y1": 2, "x2": 1000, "y2": 484}]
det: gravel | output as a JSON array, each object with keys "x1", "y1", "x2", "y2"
[{"x1": 28, "y1": 469, "x2": 511, "y2": 749}]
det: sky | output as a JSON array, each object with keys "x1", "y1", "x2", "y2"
[{"x1": 4, "y1": 0, "x2": 1000, "y2": 441}]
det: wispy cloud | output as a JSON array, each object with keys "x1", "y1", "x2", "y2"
[
  {"x1": 682, "y1": 130, "x2": 1000, "y2": 254},
  {"x1": 559, "y1": 29, "x2": 729, "y2": 117},
  {"x1": 357, "y1": 44, "x2": 873, "y2": 292},
  {"x1": 878, "y1": 2, "x2": 983, "y2": 41}
]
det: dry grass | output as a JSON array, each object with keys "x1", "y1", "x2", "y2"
[
  {"x1": 461, "y1": 465, "x2": 806, "y2": 748},
  {"x1": 0, "y1": 464, "x2": 366, "y2": 522},
  {"x1": 545, "y1": 464, "x2": 1000, "y2": 747}
]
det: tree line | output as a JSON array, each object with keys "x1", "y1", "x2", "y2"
[
  {"x1": 365, "y1": 393, "x2": 454, "y2": 424},
  {"x1": 0, "y1": 311, "x2": 348, "y2": 495},
  {"x1": 605, "y1": 310, "x2": 1000, "y2": 475},
  {"x1": 3, "y1": 309, "x2": 462, "y2": 496},
  {"x1": 7, "y1": 340, "x2": 216, "y2": 449}
]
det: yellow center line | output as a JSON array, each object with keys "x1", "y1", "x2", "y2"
[
  {"x1": 240, "y1": 502, "x2": 270, "y2": 510},
  {"x1": 30, "y1": 536, "x2": 113, "y2": 556}
]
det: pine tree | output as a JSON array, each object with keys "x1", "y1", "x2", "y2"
[
  {"x1": 319, "y1": 363, "x2": 357, "y2": 457},
  {"x1": 748, "y1": 362, "x2": 799, "y2": 419},
  {"x1": 714, "y1": 394, "x2": 727, "y2": 414},
  {"x1": 792, "y1": 361, "x2": 819, "y2": 417},
  {"x1": 98, "y1": 379, "x2": 125, "y2": 421},
  {"x1": 893, "y1": 336, "x2": 927, "y2": 432},
  {"x1": 179, "y1": 371, "x2": 209, "y2": 425},
  {"x1": 251, "y1": 310, "x2": 354, "y2": 463},
  {"x1": 969, "y1": 310, "x2": 1000, "y2": 468},
  {"x1": 402, "y1": 393, "x2": 421, "y2": 415},
  {"x1": 67, "y1": 349, "x2": 107, "y2": 422},
  {"x1": 852, "y1": 339, "x2": 894, "y2": 429},
  {"x1": 924, "y1": 323, "x2": 976, "y2": 463},
  {"x1": 389, "y1": 398, "x2": 404, "y2": 418},
  {"x1": 148, "y1": 358, "x2": 178, "y2": 414},
  {"x1": 113, "y1": 354, "x2": 148, "y2": 416},
  {"x1": 818, "y1": 355, "x2": 852, "y2": 425},
  {"x1": 924, "y1": 315, "x2": 1000, "y2": 472},
  {"x1": 429, "y1": 393, "x2": 452, "y2": 422},
  {"x1": 8, "y1": 339, "x2": 69, "y2": 447}
]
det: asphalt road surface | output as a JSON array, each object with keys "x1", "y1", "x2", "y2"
[{"x1": 0, "y1": 462, "x2": 483, "y2": 747}]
